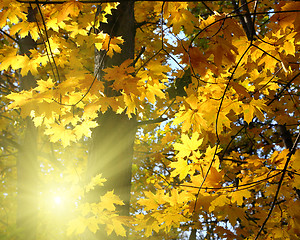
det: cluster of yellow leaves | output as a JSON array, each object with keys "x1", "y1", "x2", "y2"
[
  {"x1": 0, "y1": 1, "x2": 26, "y2": 28},
  {"x1": 1, "y1": 0, "x2": 300, "y2": 239},
  {"x1": 169, "y1": 132, "x2": 203, "y2": 180},
  {"x1": 163, "y1": 2, "x2": 198, "y2": 34},
  {"x1": 1, "y1": 2, "x2": 125, "y2": 147},
  {"x1": 133, "y1": 0, "x2": 300, "y2": 238},
  {"x1": 95, "y1": 32, "x2": 124, "y2": 57},
  {"x1": 67, "y1": 174, "x2": 128, "y2": 237},
  {"x1": 6, "y1": 76, "x2": 101, "y2": 147},
  {"x1": 67, "y1": 192, "x2": 127, "y2": 237},
  {"x1": 4, "y1": 1, "x2": 170, "y2": 144},
  {"x1": 136, "y1": 189, "x2": 193, "y2": 236},
  {"x1": 0, "y1": 48, "x2": 47, "y2": 75},
  {"x1": 101, "y1": 59, "x2": 167, "y2": 117},
  {"x1": 136, "y1": 185, "x2": 254, "y2": 237}
]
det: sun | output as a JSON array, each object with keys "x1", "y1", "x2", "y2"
[{"x1": 53, "y1": 196, "x2": 62, "y2": 205}]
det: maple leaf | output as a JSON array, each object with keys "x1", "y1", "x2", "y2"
[
  {"x1": 106, "y1": 217, "x2": 127, "y2": 237},
  {"x1": 95, "y1": 32, "x2": 124, "y2": 57},
  {"x1": 242, "y1": 98, "x2": 268, "y2": 123},
  {"x1": 231, "y1": 189, "x2": 252, "y2": 206},
  {"x1": 10, "y1": 22, "x2": 39, "y2": 41},
  {"x1": 35, "y1": 78, "x2": 55, "y2": 92},
  {"x1": 291, "y1": 150, "x2": 300, "y2": 172},
  {"x1": 208, "y1": 38, "x2": 238, "y2": 67},
  {"x1": 44, "y1": 124, "x2": 76, "y2": 147},
  {"x1": 0, "y1": 47, "x2": 26, "y2": 72},
  {"x1": 33, "y1": 100, "x2": 62, "y2": 120},
  {"x1": 57, "y1": 0, "x2": 83, "y2": 23},
  {"x1": 283, "y1": 39, "x2": 295, "y2": 56},
  {"x1": 143, "y1": 81, "x2": 166, "y2": 104},
  {"x1": 82, "y1": 102, "x2": 101, "y2": 120},
  {"x1": 185, "y1": 94, "x2": 198, "y2": 110},
  {"x1": 225, "y1": 206, "x2": 247, "y2": 227},
  {"x1": 85, "y1": 174, "x2": 106, "y2": 193},
  {"x1": 168, "y1": 188, "x2": 193, "y2": 207},
  {"x1": 6, "y1": 90, "x2": 33, "y2": 110},
  {"x1": 209, "y1": 195, "x2": 230, "y2": 212},
  {"x1": 164, "y1": 3, "x2": 198, "y2": 34},
  {"x1": 137, "y1": 191, "x2": 162, "y2": 211},
  {"x1": 86, "y1": 216, "x2": 100, "y2": 234},
  {"x1": 173, "y1": 132, "x2": 203, "y2": 159},
  {"x1": 103, "y1": 59, "x2": 134, "y2": 81},
  {"x1": 99, "y1": 190, "x2": 124, "y2": 212},
  {"x1": 73, "y1": 120, "x2": 98, "y2": 140},
  {"x1": 169, "y1": 158, "x2": 191, "y2": 180},
  {"x1": 123, "y1": 94, "x2": 137, "y2": 117}
]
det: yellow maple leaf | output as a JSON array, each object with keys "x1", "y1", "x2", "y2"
[
  {"x1": 86, "y1": 216, "x2": 100, "y2": 234},
  {"x1": 55, "y1": 77, "x2": 80, "y2": 96},
  {"x1": 174, "y1": 132, "x2": 203, "y2": 159},
  {"x1": 57, "y1": 0, "x2": 83, "y2": 23},
  {"x1": 242, "y1": 99, "x2": 268, "y2": 124},
  {"x1": 6, "y1": 90, "x2": 33, "y2": 110},
  {"x1": 95, "y1": 32, "x2": 124, "y2": 57},
  {"x1": 164, "y1": 3, "x2": 198, "y2": 34},
  {"x1": 185, "y1": 94, "x2": 198, "y2": 110},
  {"x1": 0, "y1": 47, "x2": 27, "y2": 72},
  {"x1": 85, "y1": 174, "x2": 107, "y2": 193},
  {"x1": 209, "y1": 195, "x2": 230, "y2": 212},
  {"x1": 205, "y1": 167, "x2": 223, "y2": 188},
  {"x1": 144, "y1": 83, "x2": 166, "y2": 104},
  {"x1": 168, "y1": 188, "x2": 193, "y2": 207},
  {"x1": 103, "y1": 59, "x2": 134, "y2": 81},
  {"x1": 35, "y1": 101, "x2": 62, "y2": 120},
  {"x1": 10, "y1": 22, "x2": 39, "y2": 41},
  {"x1": 169, "y1": 158, "x2": 191, "y2": 180},
  {"x1": 123, "y1": 94, "x2": 137, "y2": 117},
  {"x1": 242, "y1": 103, "x2": 255, "y2": 124},
  {"x1": 137, "y1": 191, "x2": 162, "y2": 211},
  {"x1": 231, "y1": 189, "x2": 251, "y2": 206},
  {"x1": 44, "y1": 123, "x2": 76, "y2": 147},
  {"x1": 291, "y1": 150, "x2": 300, "y2": 172},
  {"x1": 82, "y1": 103, "x2": 101, "y2": 120},
  {"x1": 283, "y1": 40, "x2": 295, "y2": 56},
  {"x1": 100, "y1": 190, "x2": 124, "y2": 212},
  {"x1": 217, "y1": 111, "x2": 231, "y2": 133},
  {"x1": 74, "y1": 120, "x2": 98, "y2": 140},
  {"x1": 226, "y1": 206, "x2": 246, "y2": 227},
  {"x1": 35, "y1": 78, "x2": 55, "y2": 92},
  {"x1": 106, "y1": 217, "x2": 127, "y2": 237},
  {"x1": 46, "y1": 17, "x2": 59, "y2": 32}
]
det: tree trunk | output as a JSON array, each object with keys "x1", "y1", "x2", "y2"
[
  {"x1": 16, "y1": 34, "x2": 38, "y2": 240},
  {"x1": 86, "y1": 1, "x2": 136, "y2": 239}
]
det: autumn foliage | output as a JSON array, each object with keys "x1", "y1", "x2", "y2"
[{"x1": 0, "y1": 0, "x2": 300, "y2": 239}]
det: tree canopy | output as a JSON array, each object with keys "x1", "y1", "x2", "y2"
[{"x1": 0, "y1": 0, "x2": 300, "y2": 239}]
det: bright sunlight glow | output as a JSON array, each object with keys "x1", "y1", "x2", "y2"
[{"x1": 53, "y1": 196, "x2": 62, "y2": 205}]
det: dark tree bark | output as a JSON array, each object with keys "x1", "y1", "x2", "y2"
[
  {"x1": 16, "y1": 35, "x2": 38, "y2": 240},
  {"x1": 231, "y1": 0, "x2": 254, "y2": 41},
  {"x1": 86, "y1": 1, "x2": 136, "y2": 239}
]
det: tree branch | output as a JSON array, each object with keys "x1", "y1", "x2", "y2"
[
  {"x1": 254, "y1": 131, "x2": 300, "y2": 240},
  {"x1": 0, "y1": 29, "x2": 18, "y2": 43},
  {"x1": 231, "y1": 0, "x2": 252, "y2": 40}
]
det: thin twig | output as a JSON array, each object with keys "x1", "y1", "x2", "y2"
[
  {"x1": 0, "y1": 29, "x2": 18, "y2": 43},
  {"x1": 254, "y1": 131, "x2": 300, "y2": 240}
]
